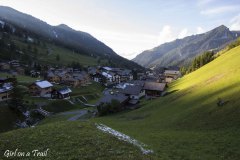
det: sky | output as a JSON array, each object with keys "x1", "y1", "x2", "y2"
[{"x1": 0, "y1": 0, "x2": 240, "y2": 59}]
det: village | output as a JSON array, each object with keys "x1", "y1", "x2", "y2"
[{"x1": 0, "y1": 60, "x2": 181, "y2": 121}]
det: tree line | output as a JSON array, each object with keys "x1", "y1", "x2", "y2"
[{"x1": 180, "y1": 51, "x2": 214, "y2": 75}]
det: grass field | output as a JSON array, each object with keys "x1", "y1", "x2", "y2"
[
  {"x1": 93, "y1": 46, "x2": 240, "y2": 159},
  {"x1": 0, "y1": 72, "x2": 39, "y2": 84},
  {"x1": 0, "y1": 103, "x2": 19, "y2": 133},
  {"x1": 0, "y1": 121, "x2": 155, "y2": 160}
]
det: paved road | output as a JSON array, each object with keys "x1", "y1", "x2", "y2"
[{"x1": 60, "y1": 110, "x2": 88, "y2": 121}]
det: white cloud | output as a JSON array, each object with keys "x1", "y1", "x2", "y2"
[
  {"x1": 200, "y1": 6, "x2": 239, "y2": 16},
  {"x1": 230, "y1": 14, "x2": 240, "y2": 30},
  {"x1": 178, "y1": 28, "x2": 190, "y2": 39},
  {"x1": 196, "y1": 27, "x2": 205, "y2": 34},
  {"x1": 197, "y1": 0, "x2": 216, "y2": 6},
  {"x1": 158, "y1": 25, "x2": 175, "y2": 44}
]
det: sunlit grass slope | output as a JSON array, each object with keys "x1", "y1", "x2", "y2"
[{"x1": 94, "y1": 46, "x2": 240, "y2": 159}]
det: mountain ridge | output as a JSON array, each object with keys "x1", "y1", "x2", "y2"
[
  {"x1": 133, "y1": 25, "x2": 240, "y2": 68},
  {"x1": 0, "y1": 6, "x2": 143, "y2": 69}
]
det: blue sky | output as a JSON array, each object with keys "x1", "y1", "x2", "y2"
[{"x1": 0, "y1": 0, "x2": 240, "y2": 59}]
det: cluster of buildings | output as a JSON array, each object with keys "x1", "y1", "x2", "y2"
[
  {"x1": 0, "y1": 60, "x2": 25, "y2": 75},
  {"x1": 97, "y1": 68, "x2": 181, "y2": 107},
  {"x1": 28, "y1": 80, "x2": 72, "y2": 99},
  {"x1": 0, "y1": 62, "x2": 182, "y2": 111},
  {"x1": 88, "y1": 66, "x2": 133, "y2": 86},
  {"x1": 46, "y1": 68, "x2": 91, "y2": 87}
]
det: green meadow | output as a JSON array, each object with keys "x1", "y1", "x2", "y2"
[
  {"x1": 94, "y1": 46, "x2": 240, "y2": 159},
  {"x1": 0, "y1": 122, "x2": 154, "y2": 160}
]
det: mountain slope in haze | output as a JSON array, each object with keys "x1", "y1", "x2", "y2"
[
  {"x1": 0, "y1": 6, "x2": 143, "y2": 69},
  {"x1": 133, "y1": 25, "x2": 240, "y2": 68},
  {"x1": 96, "y1": 45, "x2": 240, "y2": 159}
]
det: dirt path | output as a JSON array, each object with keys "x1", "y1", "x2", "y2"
[{"x1": 60, "y1": 110, "x2": 88, "y2": 121}]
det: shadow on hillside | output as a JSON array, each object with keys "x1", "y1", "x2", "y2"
[
  {"x1": 164, "y1": 90, "x2": 179, "y2": 96},
  {"x1": 190, "y1": 82, "x2": 240, "y2": 106},
  {"x1": 207, "y1": 83, "x2": 239, "y2": 103}
]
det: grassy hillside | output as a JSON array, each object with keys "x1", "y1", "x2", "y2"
[
  {"x1": 94, "y1": 46, "x2": 240, "y2": 159},
  {"x1": 9, "y1": 35, "x2": 98, "y2": 66},
  {"x1": 0, "y1": 121, "x2": 154, "y2": 160}
]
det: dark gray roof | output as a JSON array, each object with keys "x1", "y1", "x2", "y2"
[
  {"x1": 121, "y1": 85, "x2": 142, "y2": 95},
  {"x1": 97, "y1": 93, "x2": 128, "y2": 105},
  {"x1": 144, "y1": 82, "x2": 166, "y2": 91},
  {"x1": 132, "y1": 80, "x2": 145, "y2": 87},
  {"x1": 47, "y1": 72, "x2": 56, "y2": 77},
  {"x1": 58, "y1": 87, "x2": 72, "y2": 95}
]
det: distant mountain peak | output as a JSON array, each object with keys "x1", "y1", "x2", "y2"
[
  {"x1": 56, "y1": 24, "x2": 73, "y2": 31},
  {"x1": 213, "y1": 25, "x2": 229, "y2": 32}
]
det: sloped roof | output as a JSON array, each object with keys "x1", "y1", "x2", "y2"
[
  {"x1": 58, "y1": 87, "x2": 72, "y2": 95},
  {"x1": 164, "y1": 70, "x2": 180, "y2": 75},
  {"x1": 144, "y1": 82, "x2": 166, "y2": 91},
  {"x1": 35, "y1": 80, "x2": 53, "y2": 89},
  {"x1": 47, "y1": 72, "x2": 56, "y2": 77},
  {"x1": 132, "y1": 80, "x2": 145, "y2": 87},
  {"x1": 102, "y1": 72, "x2": 112, "y2": 78},
  {"x1": 102, "y1": 67, "x2": 112, "y2": 71},
  {"x1": 121, "y1": 85, "x2": 142, "y2": 95},
  {"x1": 97, "y1": 93, "x2": 128, "y2": 105}
]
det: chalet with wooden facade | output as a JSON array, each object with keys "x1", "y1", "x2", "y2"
[{"x1": 29, "y1": 80, "x2": 53, "y2": 97}]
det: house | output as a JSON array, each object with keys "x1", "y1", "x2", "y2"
[
  {"x1": 56, "y1": 71, "x2": 71, "y2": 82},
  {"x1": 131, "y1": 80, "x2": 145, "y2": 87},
  {"x1": 29, "y1": 80, "x2": 53, "y2": 97},
  {"x1": 51, "y1": 87, "x2": 72, "y2": 99},
  {"x1": 88, "y1": 67, "x2": 98, "y2": 75},
  {"x1": 47, "y1": 72, "x2": 61, "y2": 83},
  {"x1": 9, "y1": 60, "x2": 20, "y2": 67},
  {"x1": 64, "y1": 77, "x2": 79, "y2": 88},
  {"x1": 15, "y1": 67, "x2": 25, "y2": 75},
  {"x1": 144, "y1": 82, "x2": 167, "y2": 97},
  {"x1": 91, "y1": 72, "x2": 106, "y2": 83},
  {"x1": 164, "y1": 70, "x2": 181, "y2": 83},
  {"x1": 121, "y1": 85, "x2": 145, "y2": 104},
  {"x1": 115, "y1": 83, "x2": 132, "y2": 89},
  {"x1": 72, "y1": 71, "x2": 90, "y2": 86},
  {"x1": 96, "y1": 93, "x2": 129, "y2": 106},
  {"x1": 0, "y1": 83, "x2": 13, "y2": 102},
  {"x1": 0, "y1": 62, "x2": 10, "y2": 70},
  {"x1": 0, "y1": 88, "x2": 12, "y2": 101},
  {"x1": 101, "y1": 72, "x2": 114, "y2": 86},
  {"x1": 118, "y1": 69, "x2": 133, "y2": 82},
  {"x1": 137, "y1": 73, "x2": 146, "y2": 80},
  {"x1": 101, "y1": 66, "x2": 113, "y2": 73}
]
